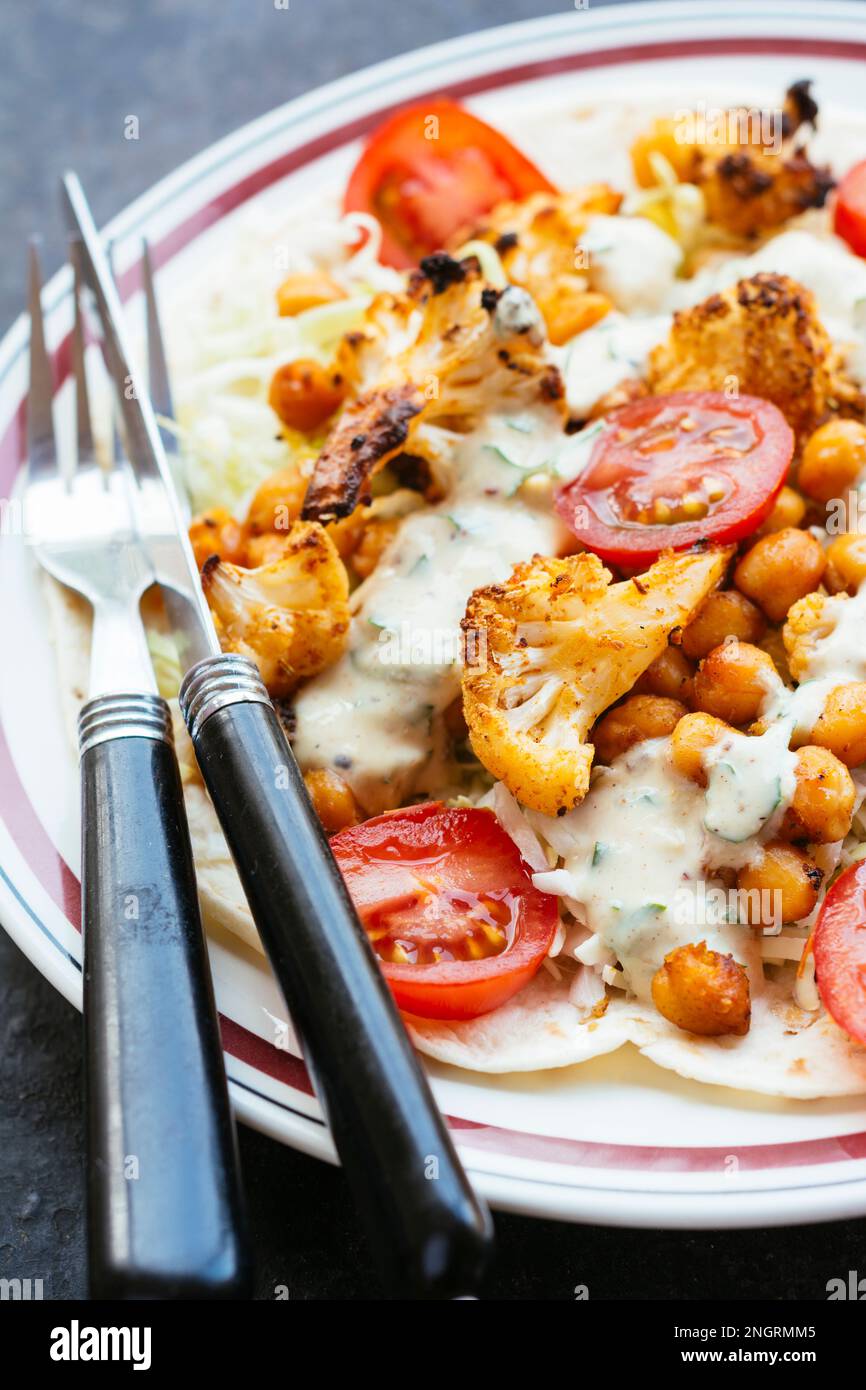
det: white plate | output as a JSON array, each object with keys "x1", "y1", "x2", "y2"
[{"x1": 5, "y1": 0, "x2": 866, "y2": 1229}]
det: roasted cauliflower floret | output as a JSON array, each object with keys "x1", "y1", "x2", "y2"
[
  {"x1": 201, "y1": 521, "x2": 350, "y2": 698},
  {"x1": 304, "y1": 383, "x2": 423, "y2": 523},
  {"x1": 647, "y1": 273, "x2": 863, "y2": 442},
  {"x1": 696, "y1": 82, "x2": 831, "y2": 239},
  {"x1": 456, "y1": 185, "x2": 622, "y2": 343},
  {"x1": 461, "y1": 183, "x2": 623, "y2": 258},
  {"x1": 301, "y1": 254, "x2": 563, "y2": 522},
  {"x1": 651, "y1": 942, "x2": 751, "y2": 1037},
  {"x1": 460, "y1": 545, "x2": 732, "y2": 815},
  {"x1": 632, "y1": 82, "x2": 833, "y2": 239},
  {"x1": 695, "y1": 143, "x2": 833, "y2": 240}
]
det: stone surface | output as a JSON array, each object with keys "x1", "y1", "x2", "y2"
[{"x1": 1, "y1": 0, "x2": 864, "y2": 1301}]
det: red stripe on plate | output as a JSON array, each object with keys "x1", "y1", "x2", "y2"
[
  {"x1": 102, "y1": 36, "x2": 866, "y2": 271},
  {"x1": 219, "y1": 1015, "x2": 315, "y2": 1096},
  {"x1": 448, "y1": 1117, "x2": 866, "y2": 1173}
]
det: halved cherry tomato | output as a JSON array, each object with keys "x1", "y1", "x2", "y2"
[
  {"x1": 555, "y1": 391, "x2": 794, "y2": 567},
  {"x1": 331, "y1": 801, "x2": 558, "y2": 1020},
  {"x1": 813, "y1": 860, "x2": 866, "y2": 1046},
  {"x1": 834, "y1": 159, "x2": 866, "y2": 258},
  {"x1": 343, "y1": 99, "x2": 556, "y2": 269}
]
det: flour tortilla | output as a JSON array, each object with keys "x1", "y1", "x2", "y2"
[
  {"x1": 408, "y1": 965, "x2": 866, "y2": 1099},
  {"x1": 46, "y1": 575, "x2": 866, "y2": 1098}
]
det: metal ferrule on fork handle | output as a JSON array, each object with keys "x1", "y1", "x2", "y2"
[{"x1": 78, "y1": 691, "x2": 173, "y2": 756}]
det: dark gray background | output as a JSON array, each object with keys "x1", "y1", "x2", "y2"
[{"x1": 2, "y1": 0, "x2": 865, "y2": 1300}]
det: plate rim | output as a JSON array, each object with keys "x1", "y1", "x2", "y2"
[{"x1": 5, "y1": 0, "x2": 866, "y2": 1228}]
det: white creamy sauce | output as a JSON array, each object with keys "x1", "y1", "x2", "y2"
[
  {"x1": 795, "y1": 585, "x2": 866, "y2": 685},
  {"x1": 552, "y1": 213, "x2": 681, "y2": 418},
  {"x1": 292, "y1": 411, "x2": 569, "y2": 812},
  {"x1": 703, "y1": 722, "x2": 796, "y2": 844},
  {"x1": 556, "y1": 311, "x2": 672, "y2": 419},
  {"x1": 533, "y1": 739, "x2": 760, "y2": 1001},
  {"x1": 580, "y1": 214, "x2": 683, "y2": 314},
  {"x1": 492, "y1": 285, "x2": 545, "y2": 342}
]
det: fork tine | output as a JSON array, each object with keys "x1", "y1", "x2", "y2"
[
  {"x1": 141, "y1": 238, "x2": 175, "y2": 424},
  {"x1": 69, "y1": 238, "x2": 95, "y2": 467},
  {"x1": 27, "y1": 238, "x2": 59, "y2": 480}
]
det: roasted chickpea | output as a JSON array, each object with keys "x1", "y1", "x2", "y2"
[
  {"x1": 670, "y1": 711, "x2": 732, "y2": 785},
  {"x1": 810, "y1": 682, "x2": 866, "y2": 768},
  {"x1": 824, "y1": 532, "x2": 866, "y2": 595},
  {"x1": 681, "y1": 589, "x2": 765, "y2": 661},
  {"x1": 246, "y1": 465, "x2": 307, "y2": 537},
  {"x1": 798, "y1": 419, "x2": 866, "y2": 505},
  {"x1": 303, "y1": 768, "x2": 360, "y2": 833},
  {"x1": 534, "y1": 285, "x2": 610, "y2": 346},
  {"x1": 690, "y1": 641, "x2": 779, "y2": 726},
  {"x1": 780, "y1": 745, "x2": 856, "y2": 845},
  {"x1": 593, "y1": 694, "x2": 687, "y2": 764},
  {"x1": 630, "y1": 119, "x2": 698, "y2": 188},
  {"x1": 754, "y1": 484, "x2": 806, "y2": 538},
  {"x1": 634, "y1": 646, "x2": 694, "y2": 701},
  {"x1": 188, "y1": 507, "x2": 245, "y2": 571},
  {"x1": 326, "y1": 507, "x2": 370, "y2": 562},
  {"x1": 268, "y1": 359, "x2": 345, "y2": 433},
  {"x1": 733, "y1": 528, "x2": 826, "y2": 624},
  {"x1": 737, "y1": 842, "x2": 822, "y2": 925},
  {"x1": 276, "y1": 271, "x2": 345, "y2": 317},
  {"x1": 651, "y1": 942, "x2": 750, "y2": 1037},
  {"x1": 756, "y1": 626, "x2": 792, "y2": 690},
  {"x1": 351, "y1": 518, "x2": 401, "y2": 579}
]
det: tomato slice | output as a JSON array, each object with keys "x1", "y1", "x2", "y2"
[
  {"x1": 834, "y1": 159, "x2": 866, "y2": 258},
  {"x1": 343, "y1": 99, "x2": 556, "y2": 269},
  {"x1": 813, "y1": 861, "x2": 866, "y2": 1046},
  {"x1": 555, "y1": 391, "x2": 794, "y2": 566},
  {"x1": 331, "y1": 801, "x2": 558, "y2": 1020}
]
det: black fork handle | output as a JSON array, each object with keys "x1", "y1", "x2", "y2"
[
  {"x1": 180, "y1": 656, "x2": 493, "y2": 1299},
  {"x1": 80, "y1": 693, "x2": 251, "y2": 1299}
]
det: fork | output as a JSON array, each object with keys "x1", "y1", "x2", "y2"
[{"x1": 24, "y1": 239, "x2": 250, "y2": 1298}]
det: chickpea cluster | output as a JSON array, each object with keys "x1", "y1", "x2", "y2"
[{"x1": 592, "y1": 417, "x2": 866, "y2": 929}]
